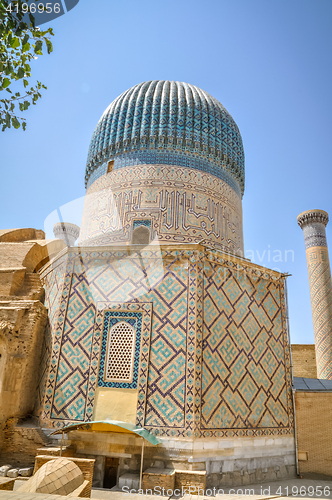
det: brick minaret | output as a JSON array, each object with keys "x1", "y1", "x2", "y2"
[{"x1": 297, "y1": 209, "x2": 332, "y2": 379}]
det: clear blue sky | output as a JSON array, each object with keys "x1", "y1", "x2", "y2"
[{"x1": 2, "y1": 0, "x2": 332, "y2": 344}]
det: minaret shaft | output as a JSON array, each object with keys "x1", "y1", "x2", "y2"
[{"x1": 298, "y1": 210, "x2": 332, "y2": 379}]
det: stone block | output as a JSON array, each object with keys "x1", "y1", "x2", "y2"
[
  {"x1": 220, "y1": 461, "x2": 234, "y2": 473},
  {"x1": 0, "y1": 466, "x2": 11, "y2": 477},
  {"x1": 174, "y1": 469, "x2": 206, "y2": 494},
  {"x1": 209, "y1": 461, "x2": 222, "y2": 474},
  {"x1": 6, "y1": 469, "x2": 18, "y2": 478},
  {"x1": 150, "y1": 461, "x2": 164, "y2": 469},
  {"x1": 143, "y1": 468, "x2": 175, "y2": 491},
  {"x1": 19, "y1": 468, "x2": 33, "y2": 477},
  {"x1": 119, "y1": 473, "x2": 140, "y2": 490},
  {"x1": 217, "y1": 440, "x2": 233, "y2": 449},
  {"x1": 203, "y1": 441, "x2": 216, "y2": 450}
]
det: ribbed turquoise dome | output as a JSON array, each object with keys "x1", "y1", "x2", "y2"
[{"x1": 85, "y1": 81, "x2": 245, "y2": 194}]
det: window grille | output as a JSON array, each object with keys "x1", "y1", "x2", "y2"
[{"x1": 105, "y1": 321, "x2": 136, "y2": 382}]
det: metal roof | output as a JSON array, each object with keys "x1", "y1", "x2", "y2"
[{"x1": 293, "y1": 377, "x2": 332, "y2": 391}]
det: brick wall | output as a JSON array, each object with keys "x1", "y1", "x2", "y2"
[
  {"x1": 0, "y1": 420, "x2": 50, "y2": 467},
  {"x1": 295, "y1": 392, "x2": 332, "y2": 478},
  {"x1": 291, "y1": 345, "x2": 317, "y2": 378}
]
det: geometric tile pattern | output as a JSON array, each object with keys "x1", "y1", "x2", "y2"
[
  {"x1": 36, "y1": 255, "x2": 67, "y2": 419},
  {"x1": 86, "y1": 151, "x2": 241, "y2": 196},
  {"x1": 40, "y1": 246, "x2": 294, "y2": 438},
  {"x1": 43, "y1": 255, "x2": 67, "y2": 336},
  {"x1": 306, "y1": 246, "x2": 332, "y2": 379},
  {"x1": 297, "y1": 211, "x2": 332, "y2": 380},
  {"x1": 89, "y1": 301, "x2": 152, "y2": 427},
  {"x1": 80, "y1": 165, "x2": 243, "y2": 257},
  {"x1": 34, "y1": 321, "x2": 53, "y2": 418},
  {"x1": 196, "y1": 251, "x2": 293, "y2": 438},
  {"x1": 50, "y1": 271, "x2": 96, "y2": 421},
  {"x1": 201, "y1": 261, "x2": 290, "y2": 430},
  {"x1": 98, "y1": 311, "x2": 142, "y2": 388},
  {"x1": 133, "y1": 219, "x2": 152, "y2": 230},
  {"x1": 85, "y1": 81, "x2": 245, "y2": 194},
  {"x1": 143, "y1": 258, "x2": 191, "y2": 432}
]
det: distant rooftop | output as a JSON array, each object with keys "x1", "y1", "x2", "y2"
[{"x1": 293, "y1": 377, "x2": 332, "y2": 391}]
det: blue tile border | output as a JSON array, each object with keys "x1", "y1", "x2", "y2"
[{"x1": 98, "y1": 310, "x2": 143, "y2": 389}]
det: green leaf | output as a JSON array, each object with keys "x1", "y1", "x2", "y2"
[
  {"x1": 34, "y1": 40, "x2": 42, "y2": 55},
  {"x1": 10, "y1": 37, "x2": 20, "y2": 49},
  {"x1": 23, "y1": 79, "x2": 28, "y2": 88},
  {"x1": 22, "y1": 42, "x2": 30, "y2": 52},
  {"x1": 17, "y1": 67, "x2": 24, "y2": 79},
  {"x1": 22, "y1": 121, "x2": 26, "y2": 131},
  {"x1": 23, "y1": 100, "x2": 30, "y2": 110},
  {"x1": 46, "y1": 39, "x2": 53, "y2": 54},
  {"x1": 19, "y1": 102, "x2": 24, "y2": 112},
  {"x1": 12, "y1": 116, "x2": 20, "y2": 129},
  {"x1": 1, "y1": 78, "x2": 10, "y2": 89},
  {"x1": 29, "y1": 13, "x2": 35, "y2": 28}
]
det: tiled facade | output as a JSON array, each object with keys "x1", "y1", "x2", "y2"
[
  {"x1": 34, "y1": 81, "x2": 297, "y2": 484},
  {"x1": 39, "y1": 246, "x2": 294, "y2": 440},
  {"x1": 79, "y1": 165, "x2": 244, "y2": 256}
]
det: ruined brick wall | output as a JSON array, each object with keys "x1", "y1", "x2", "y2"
[
  {"x1": 291, "y1": 345, "x2": 317, "y2": 379},
  {"x1": 295, "y1": 391, "x2": 332, "y2": 478},
  {"x1": 0, "y1": 229, "x2": 65, "y2": 460},
  {"x1": 0, "y1": 419, "x2": 51, "y2": 467}
]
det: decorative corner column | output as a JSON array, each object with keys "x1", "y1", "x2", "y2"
[
  {"x1": 297, "y1": 209, "x2": 332, "y2": 379},
  {"x1": 53, "y1": 222, "x2": 80, "y2": 247}
]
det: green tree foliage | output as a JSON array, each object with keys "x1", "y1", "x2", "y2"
[{"x1": 0, "y1": 0, "x2": 53, "y2": 131}]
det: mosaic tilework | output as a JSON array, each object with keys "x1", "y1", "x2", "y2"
[
  {"x1": 201, "y1": 261, "x2": 290, "y2": 430},
  {"x1": 195, "y1": 251, "x2": 293, "y2": 438},
  {"x1": 133, "y1": 219, "x2": 151, "y2": 230},
  {"x1": 297, "y1": 210, "x2": 329, "y2": 250},
  {"x1": 40, "y1": 249, "x2": 196, "y2": 432},
  {"x1": 50, "y1": 271, "x2": 96, "y2": 421},
  {"x1": 85, "y1": 81, "x2": 245, "y2": 194},
  {"x1": 306, "y1": 246, "x2": 332, "y2": 379},
  {"x1": 42, "y1": 255, "x2": 67, "y2": 335},
  {"x1": 34, "y1": 321, "x2": 53, "y2": 418},
  {"x1": 80, "y1": 165, "x2": 243, "y2": 257},
  {"x1": 86, "y1": 151, "x2": 241, "y2": 196},
  {"x1": 88, "y1": 301, "x2": 152, "y2": 426},
  {"x1": 36, "y1": 255, "x2": 68, "y2": 419},
  {"x1": 40, "y1": 246, "x2": 294, "y2": 438},
  {"x1": 40, "y1": 258, "x2": 73, "y2": 425},
  {"x1": 98, "y1": 311, "x2": 142, "y2": 388},
  {"x1": 302, "y1": 223, "x2": 328, "y2": 250},
  {"x1": 144, "y1": 256, "x2": 191, "y2": 431},
  {"x1": 298, "y1": 210, "x2": 332, "y2": 380}
]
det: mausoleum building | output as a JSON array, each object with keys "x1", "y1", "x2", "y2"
[{"x1": 31, "y1": 81, "x2": 296, "y2": 486}]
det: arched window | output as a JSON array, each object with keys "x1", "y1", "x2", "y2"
[
  {"x1": 105, "y1": 321, "x2": 136, "y2": 383},
  {"x1": 107, "y1": 160, "x2": 114, "y2": 173},
  {"x1": 132, "y1": 225, "x2": 150, "y2": 245}
]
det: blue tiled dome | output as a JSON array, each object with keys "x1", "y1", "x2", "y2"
[{"x1": 85, "y1": 81, "x2": 245, "y2": 194}]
